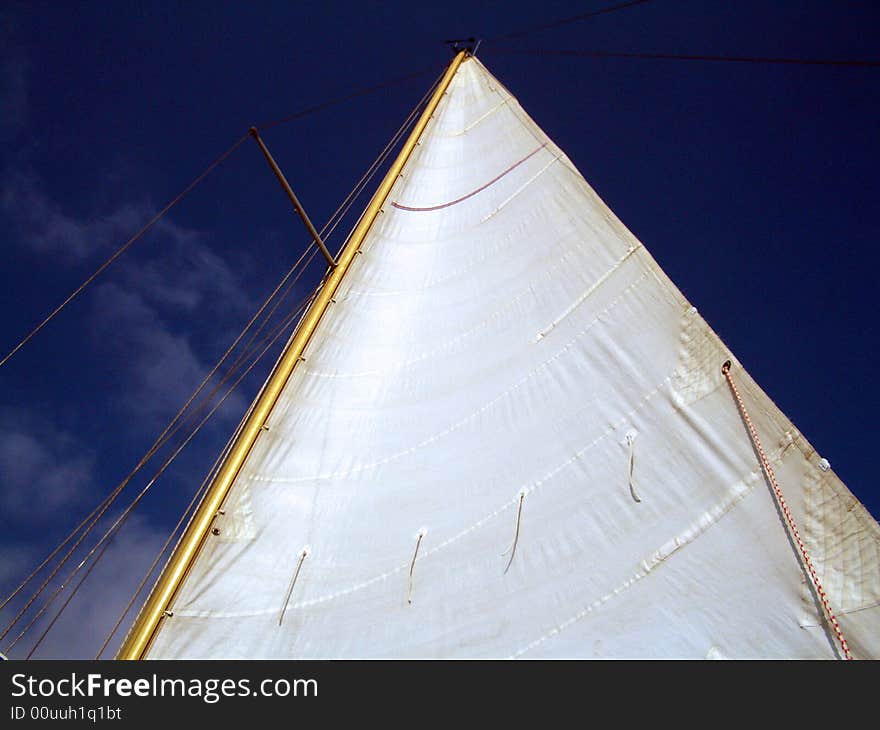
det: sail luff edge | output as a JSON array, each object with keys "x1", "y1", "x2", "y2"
[{"x1": 115, "y1": 49, "x2": 469, "y2": 660}]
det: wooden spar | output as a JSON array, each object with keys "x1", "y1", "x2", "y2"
[
  {"x1": 115, "y1": 49, "x2": 469, "y2": 660},
  {"x1": 249, "y1": 127, "x2": 337, "y2": 268}
]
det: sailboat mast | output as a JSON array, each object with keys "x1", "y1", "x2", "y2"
[{"x1": 115, "y1": 49, "x2": 469, "y2": 660}]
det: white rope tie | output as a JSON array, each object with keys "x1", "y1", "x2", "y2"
[
  {"x1": 279, "y1": 545, "x2": 310, "y2": 626},
  {"x1": 625, "y1": 430, "x2": 642, "y2": 503},
  {"x1": 407, "y1": 528, "x2": 427, "y2": 604},
  {"x1": 501, "y1": 491, "x2": 526, "y2": 574}
]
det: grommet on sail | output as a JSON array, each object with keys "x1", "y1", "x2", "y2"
[{"x1": 116, "y1": 51, "x2": 880, "y2": 659}]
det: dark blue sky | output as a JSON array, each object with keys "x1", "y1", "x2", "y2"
[{"x1": 0, "y1": 1, "x2": 877, "y2": 658}]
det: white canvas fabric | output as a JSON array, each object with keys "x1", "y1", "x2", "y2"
[{"x1": 146, "y1": 57, "x2": 880, "y2": 659}]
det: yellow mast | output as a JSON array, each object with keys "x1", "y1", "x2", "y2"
[{"x1": 116, "y1": 49, "x2": 469, "y2": 660}]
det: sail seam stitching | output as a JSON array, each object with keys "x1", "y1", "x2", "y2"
[
  {"x1": 248, "y1": 270, "x2": 654, "y2": 481},
  {"x1": 479, "y1": 154, "x2": 561, "y2": 223},
  {"x1": 536, "y1": 244, "x2": 642, "y2": 340},
  {"x1": 391, "y1": 143, "x2": 547, "y2": 211},
  {"x1": 440, "y1": 97, "x2": 511, "y2": 137},
  {"x1": 306, "y1": 257, "x2": 647, "y2": 380},
  {"x1": 721, "y1": 363, "x2": 852, "y2": 660},
  {"x1": 799, "y1": 599, "x2": 880, "y2": 625},
  {"x1": 171, "y1": 375, "x2": 672, "y2": 618},
  {"x1": 510, "y1": 458, "x2": 783, "y2": 658}
]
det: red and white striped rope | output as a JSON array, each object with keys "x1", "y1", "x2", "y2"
[{"x1": 721, "y1": 360, "x2": 852, "y2": 660}]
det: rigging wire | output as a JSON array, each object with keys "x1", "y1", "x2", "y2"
[
  {"x1": 2, "y1": 88, "x2": 426, "y2": 614},
  {"x1": 24, "y1": 286, "x2": 321, "y2": 660},
  {"x1": 0, "y1": 62, "x2": 441, "y2": 370},
  {"x1": 490, "y1": 47, "x2": 880, "y2": 68},
  {"x1": 225, "y1": 249, "x2": 320, "y2": 375},
  {"x1": 0, "y1": 240, "x2": 319, "y2": 629},
  {"x1": 485, "y1": 0, "x2": 654, "y2": 43},
  {"x1": 721, "y1": 362, "x2": 853, "y2": 660},
  {"x1": 94, "y1": 444, "x2": 232, "y2": 659},
  {"x1": 5, "y1": 72, "x2": 442, "y2": 655},
  {"x1": 256, "y1": 65, "x2": 441, "y2": 131},
  {"x1": 12, "y1": 291, "x2": 315, "y2": 655},
  {"x1": 0, "y1": 132, "x2": 251, "y2": 370},
  {"x1": 4, "y1": 237, "x2": 305, "y2": 647},
  {"x1": 326, "y1": 72, "x2": 444, "y2": 259},
  {"x1": 0, "y1": 111, "x2": 393, "y2": 621},
  {"x1": 93, "y1": 75, "x2": 442, "y2": 658},
  {"x1": 0, "y1": 237, "x2": 320, "y2": 644},
  {"x1": 94, "y1": 289, "x2": 321, "y2": 659},
  {"x1": 23, "y1": 535, "x2": 114, "y2": 660}
]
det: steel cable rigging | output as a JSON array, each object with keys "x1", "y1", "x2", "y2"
[
  {"x1": 0, "y1": 63, "x2": 441, "y2": 370},
  {"x1": 0, "y1": 67, "x2": 444, "y2": 657},
  {"x1": 490, "y1": 47, "x2": 880, "y2": 68}
]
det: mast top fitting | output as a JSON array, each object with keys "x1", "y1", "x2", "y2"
[{"x1": 444, "y1": 38, "x2": 480, "y2": 55}]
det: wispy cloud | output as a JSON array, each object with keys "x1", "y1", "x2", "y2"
[
  {"x1": 0, "y1": 408, "x2": 96, "y2": 524},
  {"x1": 88, "y1": 279, "x2": 249, "y2": 424},
  {"x1": 118, "y1": 219, "x2": 246, "y2": 313},
  {"x1": 0, "y1": 543, "x2": 40, "y2": 592},
  {"x1": 1, "y1": 170, "x2": 148, "y2": 261},
  {"x1": 2, "y1": 127, "x2": 257, "y2": 429},
  {"x1": 81, "y1": 210, "x2": 255, "y2": 427},
  {"x1": 0, "y1": 37, "x2": 272, "y2": 659},
  {"x1": 1, "y1": 515, "x2": 170, "y2": 659}
]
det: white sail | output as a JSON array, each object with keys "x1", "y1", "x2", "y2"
[{"x1": 145, "y1": 56, "x2": 880, "y2": 659}]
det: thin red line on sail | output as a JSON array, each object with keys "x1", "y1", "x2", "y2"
[{"x1": 391, "y1": 143, "x2": 548, "y2": 212}]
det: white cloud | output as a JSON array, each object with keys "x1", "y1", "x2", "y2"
[
  {"x1": 0, "y1": 41, "x2": 277, "y2": 658},
  {"x1": 88, "y1": 280, "x2": 250, "y2": 425},
  {"x1": 120, "y1": 218, "x2": 247, "y2": 313},
  {"x1": 0, "y1": 35, "x2": 265, "y2": 437},
  {"x1": 2, "y1": 144, "x2": 257, "y2": 431},
  {"x1": 0, "y1": 544, "x2": 39, "y2": 593},
  {"x1": 1, "y1": 170, "x2": 149, "y2": 262},
  {"x1": 1, "y1": 514, "x2": 170, "y2": 659},
  {"x1": 0, "y1": 409, "x2": 96, "y2": 523}
]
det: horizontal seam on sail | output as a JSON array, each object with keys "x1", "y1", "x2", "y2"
[
  {"x1": 304, "y1": 258, "x2": 648, "y2": 381},
  {"x1": 798, "y1": 599, "x2": 880, "y2": 626},
  {"x1": 345, "y1": 228, "x2": 561, "y2": 297},
  {"x1": 249, "y1": 275, "x2": 655, "y2": 481},
  {"x1": 437, "y1": 97, "x2": 511, "y2": 137},
  {"x1": 171, "y1": 375, "x2": 673, "y2": 619},
  {"x1": 343, "y1": 208, "x2": 566, "y2": 298},
  {"x1": 344, "y1": 169, "x2": 632, "y2": 301},
  {"x1": 479, "y1": 154, "x2": 561, "y2": 223},
  {"x1": 536, "y1": 245, "x2": 642, "y2": 340},
  {"x1": 391, "y1": 143, "x2": 548, "y2": 212},
  {"x1": 502, "y1": 96, "x2": 605, "y2": 210},
  {"x1": 511, "y1": 454, "x2": 789, "y2": 658}
]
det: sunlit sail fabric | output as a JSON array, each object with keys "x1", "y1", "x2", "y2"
[{"x1": 146, "y1": 57, "x2": 880, "y2": 658}]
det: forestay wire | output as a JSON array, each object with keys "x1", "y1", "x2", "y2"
[
  {"x1": 96, "y1": 70, "x2": 445, "y2": 659},
  {"x1": 20, "y1": 284, "x2": 322, "y2": 660},
  {"x1": 0, "y1": 63, "x2": 441, "y2": 371},
  {"x1": 484, "y1": 0, "x2": 654, "y2": 43},
  {"x1": 490, "y1": 47, "x2": 880, "y2": 68},
  {"x1": 0, "y1": 65, "x2": 445, "y2": 658},
  {"x1": 482, "y1": 0, "x2": 878, "y2": 68}
]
